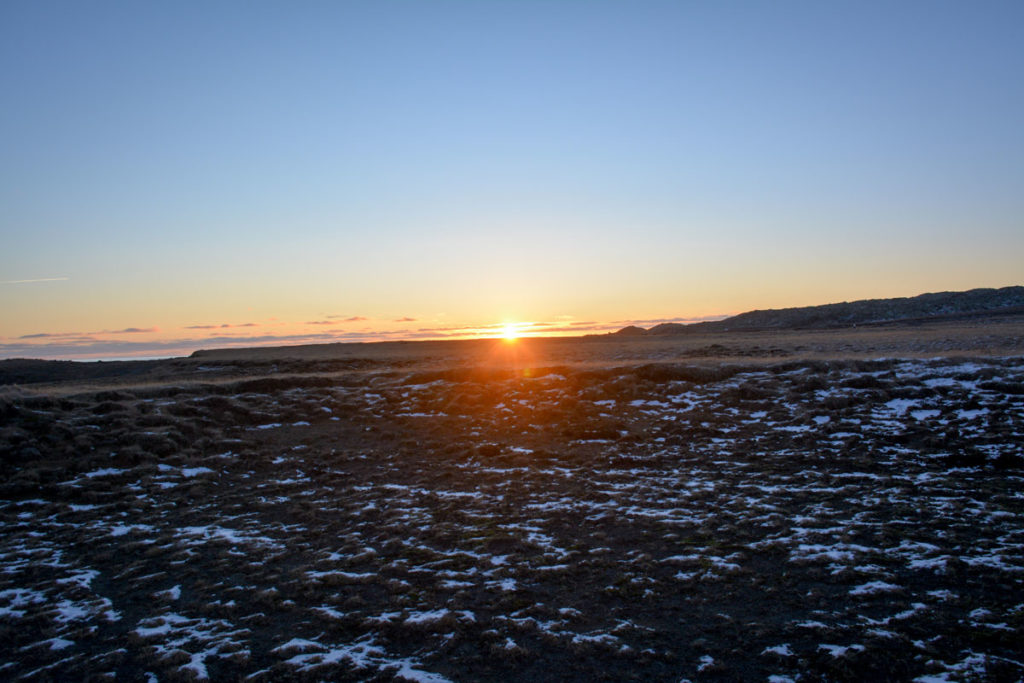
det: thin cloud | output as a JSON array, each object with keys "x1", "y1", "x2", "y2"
[
  {"x1": 394, "y1": 317, "x2": 417, "y2": 322},
  {"x1": 18, "y1": 332, "x2": 96, "y2": 341},
  {"x1": 305, "y1": 320, "x2": 340, "y2": 326},
  {"x1": 415, "y1": 324, "x2": 478, "y2": 333},
  {"x1": 185, "y1": 322, "x2": 261, "y2": 330},
  {"x1": 613, "y1": 315, "x2": 729, "y2": 326},
  {"x1": 398, "y1": 330, "x2": 473, "y2": 340},
  {"x1": 530, "y1": 324, "x2": 616, "y2": 334},
  {"x1": 1, "y1": 277, "x2": 70, "y2": 285},
  {"x1": 104, "y1": 327, "x2": 159, "y2": 334}
]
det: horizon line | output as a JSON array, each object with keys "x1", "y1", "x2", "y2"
[{"x1": 0, "y1": 315, "x2": 729, "y2": 362}]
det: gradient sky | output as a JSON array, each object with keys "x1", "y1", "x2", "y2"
[{"x1": 2, "y1": 1, "x2": 1023, "y2": 359}]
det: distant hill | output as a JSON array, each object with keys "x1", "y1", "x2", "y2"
[
  {"x1": 620, "y1": 286, "x2": 1024, "y2": 336},
  {"x1": 612, "y1": 325, "x2": 649, "y2": 336}
]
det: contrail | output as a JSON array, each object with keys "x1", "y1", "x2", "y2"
[{"x1": 1, "y1": 277, "x2": 70, "y2": 284}]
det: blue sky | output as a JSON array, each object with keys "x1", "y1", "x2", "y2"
[{"x1": 2, "y1": 1, "x2": 1022, "y2": 358}]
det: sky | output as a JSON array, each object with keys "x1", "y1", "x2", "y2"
[{"x1": 2, "y1": 1, "x2": 1023, "y2": 359}]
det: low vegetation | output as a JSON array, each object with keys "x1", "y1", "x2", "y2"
[{"x1": 1, "y1": 336, "x2": 1023, "y2": 680}]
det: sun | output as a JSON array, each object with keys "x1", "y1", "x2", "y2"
[{"x1": 501, "y1": 323, "x2": 520, "y2": 341}]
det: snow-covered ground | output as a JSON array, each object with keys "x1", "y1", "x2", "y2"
[{"x1": 1, "y1": 357, "x2": 1022, "y2": 680}]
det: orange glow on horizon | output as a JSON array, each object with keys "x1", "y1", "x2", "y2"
[{"x1": 501, "y1": 323, "x2": 521, "y2": 341}]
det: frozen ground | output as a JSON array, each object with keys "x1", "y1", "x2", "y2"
[{"x1": 1, "y1": 356, "x2": 1023, "y2": 681}]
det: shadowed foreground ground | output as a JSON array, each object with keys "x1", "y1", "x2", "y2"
[{"x1": 1, "y1": 327, "x2": 1023, "y2": 681}]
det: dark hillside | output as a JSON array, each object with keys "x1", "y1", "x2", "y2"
[{"x1": 633, "y1": 286, "x2": 1024, "y2": 335}]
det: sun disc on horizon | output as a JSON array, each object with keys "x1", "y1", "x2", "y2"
[{"x1": 501, "y1": 323, "x2": 520, "y2": 341}]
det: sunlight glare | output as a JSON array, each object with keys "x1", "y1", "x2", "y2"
[{"x1": 501, "y1": 323, "x2": 520, "y2": 341}]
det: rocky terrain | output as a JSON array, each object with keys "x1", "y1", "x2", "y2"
[{"x1": 1, "y1": 325, "x2": 1023, "y2": 681}]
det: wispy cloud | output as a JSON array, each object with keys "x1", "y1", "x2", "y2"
[
  {"x1": 613, "y1": 315, "x2": 729, "y2": 326},
  {"x1": 394, "y1": 317, "x2": 417, "y2": 322},
  {"x1": 526, "y1": 324, "x2": 615, "y2": 334},
  {"x1": 185, "y1": 322, "x2": 260, "y2": 330},
  {"x1": 304, "y1": 320, "x2": 340, "y2": 326},
  {"x1": 103, "y1": 327, "x2": 159, "y2": 334},
  {"x1": 1, "y1": 277, "x2": 70, "y2": 285},
  {"x1": 13, "y1": 326, "x2": 159, "y2": 346},
  {"x1": 415, "y1": 324, "x2": 478, "y2": 334},
  {"x1": 18, "y1": 331, "x2": 86, "y2": 340}
]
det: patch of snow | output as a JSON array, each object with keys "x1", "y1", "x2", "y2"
[
  {"x1": 83, "y1": 468, "x2": 125, "y2": 478},
  {"x1": 849, "y1": 581, "x2": 902, "y2": 596},
  {"x1": 885, "y1": 398, "x2": 919, "y2": 415},
  {"x1": 154, "y1": 585, "x2": 181, "y2": 600},
  {"x1": 404, "y1": 609, "x2": 449, "y2": 625},
  {"x1": 181, "y1": 467, "x2": 214, "y2": 477},
  {"x1": 819, "y1": 643, "x2": 866, "y2": 657},
  {"x1": 57, "y1": 568, "x2": 99, "y2": 588}
]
